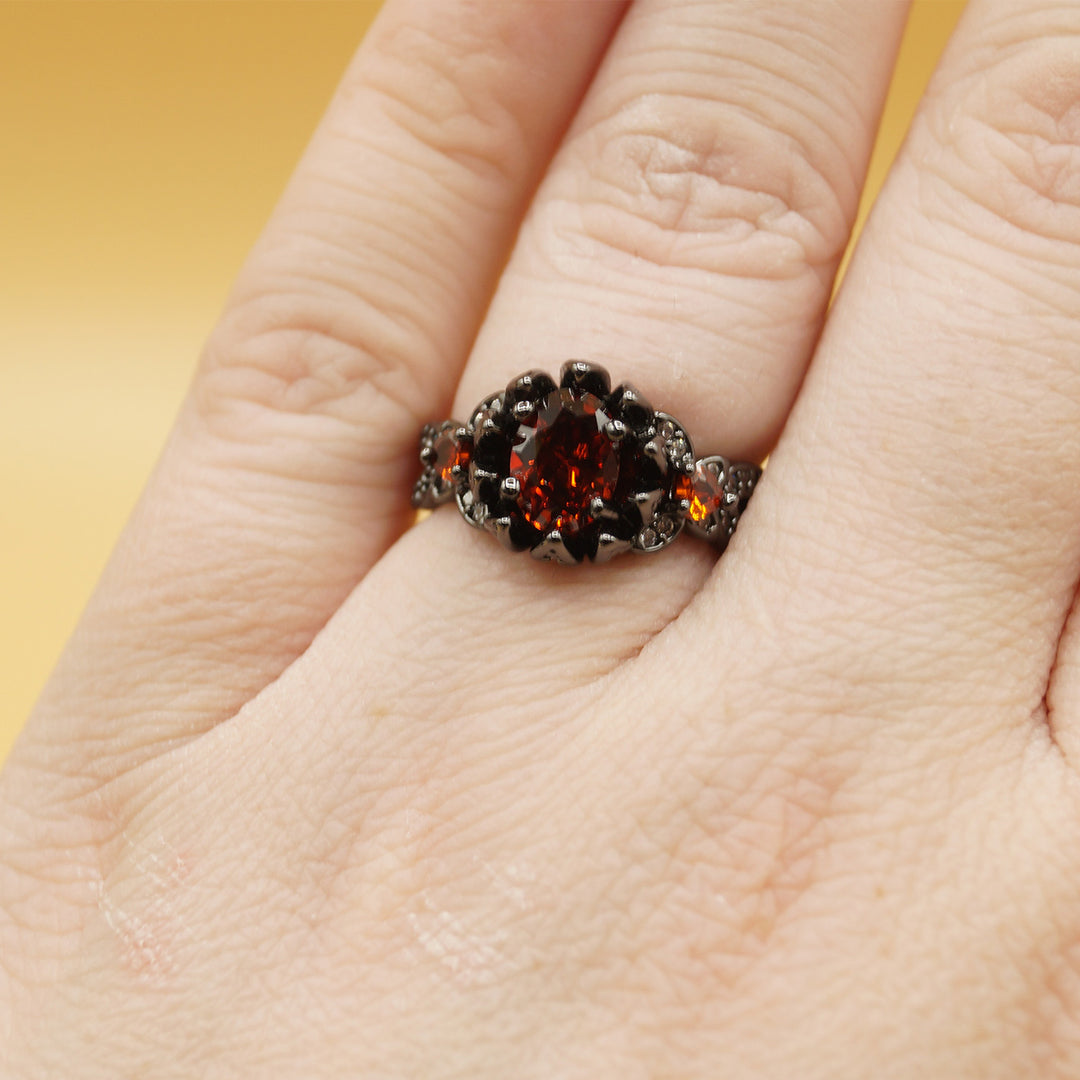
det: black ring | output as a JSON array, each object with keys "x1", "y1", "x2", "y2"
[{"x1": 412, "y1": 361, "x2": 761, "y2": 565}]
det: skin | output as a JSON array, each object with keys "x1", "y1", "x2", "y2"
[{"x1": 5, "y1": 0, "x2": 1080, "y2": 1074}]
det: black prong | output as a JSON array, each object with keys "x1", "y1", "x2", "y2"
[
  {"x1": 633, "y1": 488, "x2": 664, "y2": 523},
  {"x1": 559, "y1": 360, "x2": 610, "y2": 397},
  {"x1": 506, "y1": 370, "x2": 557, "y2": 405},
  {"x1": 593, "y1": 533, "x2": 632, "y2": 563},
  {"x1": 609, "y1": 382, "x2": 654, "y2": 431},
  {"x1": 530, "y1": 531, "x2": 578, "y2": 565},
  {"x1": 486, "y1": 515, "x2": 518, "y2": 550},
  {"x1": 589, "y1": 496, "x2": 619, "y2": 523},
  {"x1": 604, "y1": 418, "x2": 627, "y2": 442}
]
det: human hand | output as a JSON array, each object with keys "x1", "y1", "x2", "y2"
[{"x1": 5, "y1": 1, "x2": 1080, "y2": 1075}]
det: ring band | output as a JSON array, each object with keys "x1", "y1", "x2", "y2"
[{"x1": 412, "y1": 361, "x2": 761, "y2": 565}]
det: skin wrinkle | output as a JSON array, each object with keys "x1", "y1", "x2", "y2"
[
  {"x1": 916, "y1": 45, "x2": 1080, "y2": 249},
  {"x1": 204, "y1": 275, "x2": 444, "y2": 410},
  {"x1": 355, "y1": 78, "x2": 528, "y2": 194},
  {"x1": 583, "y1": 717, "x2": 946, "y2": 1071},
  {"x1": 289, "y1": 154, "x2": 486, "y2": 242},
  {"x1": 936, "y1": 118, "x2": 1080, "y2": 248},
  {"x1": 189, "y1": 406, "x2": 407, "y2": 494},
  {"x1": 489, "y1": 233, "x2": 822, "y2": 463},
  {"x1": 193, "y1": 456, "x2": 392, "y2": 524},
  {"x1": 201, "y1": 176, "x2": 485, "y2": 420},
  {"x1": 264, "y1": 196, "x2": 471, "y2": 296},
  {"x1": 204, "y1": 322, "x2": 428, "y2": 427},
  {"x1": 893, "y1": 191, "x2": 1080, "y2": 299},
  {"x1": 604, "y1": 11, "x2": 871, "y2": 183},
  {"x1": 603, "y1": 12, "x2": 871, "y2": 146},
  {"x1": 566, "y1": 102, "x2": 845, "y2": 277},
  {"x1": 606, "y1": 61, "x2": 855, "y2": 200},
  {"x1": 348, "y1": 18, "x2": 527, "y2": 185}
]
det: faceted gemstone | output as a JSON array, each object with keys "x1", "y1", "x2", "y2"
[
  {"x1": 509, "y1": 387, "x2": 629, "y2": 536},
  {"x1": 674, "y1": 461, "x2": 724, "y2": 524},
  {"x1": 432, "y1": 428, "x2": 469, "y2": 491}
]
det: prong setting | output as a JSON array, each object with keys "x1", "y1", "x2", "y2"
[
  {"x1": 674, "y1": 454, "x2": 760, "y2": 550},
  {"x1": 412, "y1": 362, "x2": 760, "y2": 562}
]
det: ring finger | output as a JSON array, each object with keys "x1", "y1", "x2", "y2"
[{"x1": 364, "y1": 0, "x2": 910, "y2": 677}]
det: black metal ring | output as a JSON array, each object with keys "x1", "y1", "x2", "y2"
[{"x1": 412, "y1": 361, "x2": 761, "y2": 565}]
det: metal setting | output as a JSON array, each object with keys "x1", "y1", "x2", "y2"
[{"x1": 411, "y1": 361, "x2": 761, "y2": 565}]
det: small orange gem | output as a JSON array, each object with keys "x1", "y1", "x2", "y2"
[
  {"x1": 434, "y1": 430, "x2": 469, "y2": 484},
  {"x1": 674, "y1": 465, "x2": 722, "y2": 524}
]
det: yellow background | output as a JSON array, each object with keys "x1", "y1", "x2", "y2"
[{"x1": 0, "y1": 1, "x2": 965, "y2": 759}]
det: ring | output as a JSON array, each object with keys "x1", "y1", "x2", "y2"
[{"x1": 411, "y1": 361, "x2": 761, "y2": 565}]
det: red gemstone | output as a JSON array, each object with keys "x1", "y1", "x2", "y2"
[
  {"x1": 675, "y1": 462, "x2": 723, "y2": 523},
  {"x1": 509, "y1": 388, "x2": 623, "y2": 535},
  {"x1": 433, "y1": 429, "x2": 469, "y2": 487}
]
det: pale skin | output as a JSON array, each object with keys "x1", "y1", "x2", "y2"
[{"x1": 6, "y1": 0, "x2": 1080, "y2": 1073}]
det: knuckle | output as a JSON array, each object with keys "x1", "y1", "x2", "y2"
[
  {"x1": 917, "y1": 29, "x2": 1080, "y2": 251},
  {"x1": 342, "y1": 16, "x2": 531, "y2": 193},
  {"x1": 543, "y1": 90, "x2": 851, "y2": 282},
  {"x1": 197, "y1": 287, "x2": 432, "y2": 440}
]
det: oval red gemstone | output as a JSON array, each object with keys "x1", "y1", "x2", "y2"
[{"x1": 509, "y1": 388, "x2": 623, "y2": 535}]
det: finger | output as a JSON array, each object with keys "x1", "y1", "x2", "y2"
[
  {"x1": 695, "y1": 0, "x2": 1080, "y2": 752},
  {"x1": 15, "y1": 0, "x2": 624, "y2": 789},
  {"x1": 375, "y1": 0, "x2": 908, "y2": 679}
]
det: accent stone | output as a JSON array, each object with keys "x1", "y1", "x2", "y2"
[
  {"x1": 433, "y1": 428, "x2": 469, "y2": 489},
  {"x1": 674, "y1": 461, "x2": 724, "y2": 524}
]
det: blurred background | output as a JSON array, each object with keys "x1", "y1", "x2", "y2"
[{"x1": 0, "y1": 0, "x2": 965, "y2": 760}]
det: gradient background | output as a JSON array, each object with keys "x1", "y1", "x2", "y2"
[{"x1": 0, "y1": 1, "x2": 966, "y2": 761}]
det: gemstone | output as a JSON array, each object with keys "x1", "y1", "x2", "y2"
[
  {"x1": 414, "y1": 423, "x2": 463, "y2": 508},
  {"x1": 464, "y1": 363, "x2": 679, "y2": 562},
  {"x1": 508, "y1": 387, "x2": 633, "y2": 536},
  {"x1": 432, "y1": 428, "x2": 469, "y2": 486},
  {"x1": 674, "y1": 461, "x2": 724, "y2": 524}
]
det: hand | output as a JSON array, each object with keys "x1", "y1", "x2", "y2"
[{"x1": 5, "y1": 0, "x2": 1080, "y2": 1075}]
